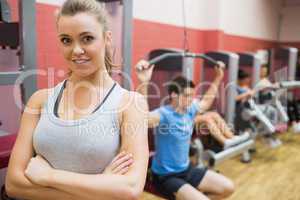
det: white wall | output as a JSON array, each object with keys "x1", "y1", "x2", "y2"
[
  {"x1": 37, "y1": 0, "x2": 65, "y2": 6},
  {"x1": 134, "y1": 0, "x2": 282, "y2": 40},
  {"x1": 220, "y1": 0, "x2": 281, "y2": 40},
  {"x1": 38, "y1": 0, "x2": 223, "y2": 30},
  {"x1": 133, "y1": 0, "x2": 221, "y2": 30},
  {"x1": 279, "y1": 6, "x2": 300, "y2": 42},
  {"x1": 37, "y1": 0, "x2": 284, "y2": 41},
  {"x1": 36, "y1": 0, "x2": 221, "y2": 30}
]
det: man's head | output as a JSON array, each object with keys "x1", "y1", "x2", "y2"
[
  {"x1": 168, "y1": 76, "x2": 195, "y2": 109},
  {"x1": 238, "y1": 69, "x2": 251, "y2": 86}
]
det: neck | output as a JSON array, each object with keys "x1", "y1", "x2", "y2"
[
  {"x1": 170, "y1": 101, "x2": 185, "y2": 114},
  {"x1": 68, "y1": 68, "x2": 114, "y2": 89}
]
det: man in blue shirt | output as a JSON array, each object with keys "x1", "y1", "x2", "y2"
[{"x1": 136, "y1": 60, "x2": 235, "y2": 200}]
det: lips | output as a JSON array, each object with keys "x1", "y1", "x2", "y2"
[{"x1": 72, "y1": 58, "x2": 91, "y2": 65}]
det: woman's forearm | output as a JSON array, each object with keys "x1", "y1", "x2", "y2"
[
  {"x1": 6, "y1": 173, "x2": 79, "y2": 200},
  {"x1": 46, "y1": 169, "x2": 139, "y2": 200},
  {"x1": 11, "y1": 186, "x2": 77, "y2": 200}
]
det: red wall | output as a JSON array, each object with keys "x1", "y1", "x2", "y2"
[
  {"x1": 132, "y1": 19, "x2": 279, "y2": 85},
  {"x1": 280, "y1": 42, "x2": 300, "y2": 49},
  {"x1": 36, "y1": 3, "x2": 68, "y2": 89},
  {"x1": 222, "y1": 34, "x2": 277, "y2": 52}
]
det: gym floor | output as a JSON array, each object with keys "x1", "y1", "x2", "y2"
[{"x1": 141, "y1": 132, "x2": 300, "y2": 200}]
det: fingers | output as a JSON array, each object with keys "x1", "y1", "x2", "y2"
[
  {"x1": 216, "y1": 61, "x2": 225, "y2": 69},
  {"x1": 149, "y1": 64, "x2": 155, "y2": 71},
  {"x1": 108, "y1": 152, "x2": 134, "y2": 175},
  {"x1": 112, "y1": 156, "x2": 134, "y2": 174},
  {"x1": 118, "y1": 166, "x2": 130, "y2": 175},
  {"x1": 110, "y1": 151, "x2": 126, "y2": 164},
  {"x1": 136, "y1": 60, "x2": 147, "y2": 71},
  {"x1": 136, "y1": 60, "x2": 153, "y2": 71},
  {"x1": 111, "y1": 153, "x2": 133, "y2": 170}
]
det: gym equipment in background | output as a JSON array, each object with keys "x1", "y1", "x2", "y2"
[
  {"x1": 270, "y1": 47, "x2": 300, "y2": 132},
  {"x1": 199, "y1": 51, "x2": 254, "y2": 165}
]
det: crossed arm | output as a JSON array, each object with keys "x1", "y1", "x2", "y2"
[
  {"x1": 5, "y1": 90, "x2": 78, "y2": 200},
  {"x1": 5, "y1": 90, "x2": 149, "y2": 200}
]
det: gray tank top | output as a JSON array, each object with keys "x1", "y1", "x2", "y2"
[{"x1": 33, "y1": 80, "x2": 125, "y2": 174}]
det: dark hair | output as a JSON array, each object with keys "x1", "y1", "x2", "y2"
[
  {"x1": 56, "y1": 0, "x2": 116, "y2": 74},
  {"x1": 168, "y1": 76, "x2": 195, "y2": 95},
  {"x1": 238, "y1": 69, "x2": 250, "y2": 80}
]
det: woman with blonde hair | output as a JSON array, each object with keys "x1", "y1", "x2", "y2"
[{"x1": 5, "y1": 0, "x2": 149, "y2": 199}]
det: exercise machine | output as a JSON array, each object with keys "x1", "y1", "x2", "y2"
[
  {"x1": 200, "y1": 51, "x2": 254, "y2": 165},
  {"x1": 270, "y1": 47, "x2": 300, "y2": 132}
]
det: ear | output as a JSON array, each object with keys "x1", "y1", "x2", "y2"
[{"x1": 104, "y1": 31, "x2": 112, "y2": 46}]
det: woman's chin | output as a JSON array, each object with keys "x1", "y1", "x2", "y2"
[{"x1": 73, "y1": 69, "x2": 95, "y2": 78}]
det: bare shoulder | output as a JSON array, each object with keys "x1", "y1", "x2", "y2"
[
  {"x1": 24, "y1": 88, "x2": 52, "y2": 112},
  {"x1": 118, "y1": 89, "x2": 149, "y2": 117}
]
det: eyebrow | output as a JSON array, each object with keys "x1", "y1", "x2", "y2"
[{"x1": 58, "y1": 31, "x2": 93, "y2": 38}]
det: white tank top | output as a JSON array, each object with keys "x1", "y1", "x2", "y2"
[{"x1": 33, "y1": 80, "x2": 126, "y2": 174}]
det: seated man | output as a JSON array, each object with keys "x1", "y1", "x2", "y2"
[
  {"x1": 235, "y1": 69, "x2": 281, "y2": 148},
  {"x1": 135, "y1": 60, "x2": 234, "y2": 200},
  {"x1": 194, "y1": 112, "x2": 249, "y2": 149}
]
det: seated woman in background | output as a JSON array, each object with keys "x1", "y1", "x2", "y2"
[
  {"x1": 255, "y1": 65, "x2": 279, "y2": 126},
  {"x1": 235, "y1": 69, "x2": 281, "y2": 148}
]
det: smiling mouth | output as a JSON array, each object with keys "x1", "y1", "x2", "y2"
[{"x1": 72, "y1": 59, "x2": 91, "y2": 65}]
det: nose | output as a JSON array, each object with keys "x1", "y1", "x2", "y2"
[{"x1": 73, "y1": 43, "x2": 85, "y2": 55}]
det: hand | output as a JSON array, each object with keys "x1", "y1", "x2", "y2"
[
  {"x1": 135, "y1": 60, "x2": 154, "y2": 83},
  {"x1": 194, "y1": 115, "x2": 210, "y2": 135},
  {"x1": 272, "y1": 82, "x2": 280, "y2": 89},
  {"x1": 25, "y1": 155, "x2": 53, "y2": 186},
  {"x1": 104, "y1": 151, "x2": 134, "y2": 175},
  {"x1": 214, "y1": 61, "x2": 225, "y2": 80},
  {"x1": 195, "y1": 123, "x2": 210, "y2": 135},
  {"x1": 247, "y1": 89, "x2": 255, "y2": 97}
]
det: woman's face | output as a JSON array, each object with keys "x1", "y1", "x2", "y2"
[
  {"x1": 260, "y1": 67, "x2": 268, "y2": 78},
  {"x1": 57, "y1": 13, "x2": 111, "y2": 77}
]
